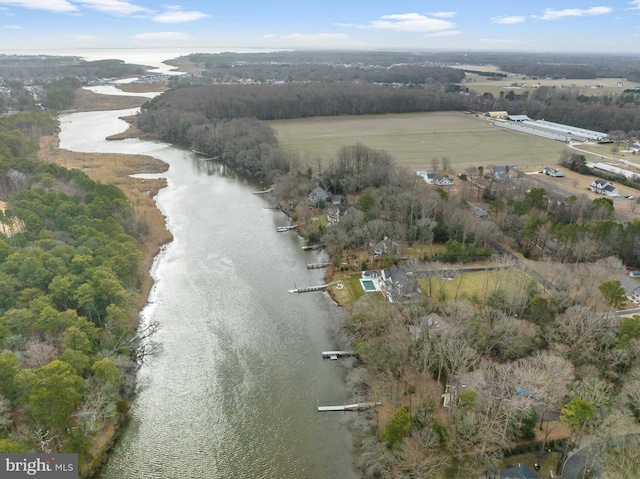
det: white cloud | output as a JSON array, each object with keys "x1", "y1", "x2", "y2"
[
  {"x1": 367, "y1": 13, "x2": 456, "y2": 33},
  {"x1": 428, "y1": 11, "x2": 456, "y2": 19},
  {"x1": 0, "y1": 0, "x2": 77, "y2": 13},
  {"x1": 533, "y1": 6, "x2": 613, "y2": 21},
  {"x1": 76, "y1": 0, "x2": 150, "y2": 16},
  {"x1": 2, "y1": 23, "x2": 21, "y2": 28},
  {"x1": 152, "y1": 6, "x2": 209, "y2": 23},
  {"x1": 492, "y1": 15, "x2": 526, "y2": 25},
  {"x1": 628, "y1": 0, "x2": 640, "y2": 10},
  {"x1": 131, "y1": 31, "x2": 192, "y2": 41}
]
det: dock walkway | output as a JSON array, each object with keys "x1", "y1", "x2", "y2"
[
  {"x1": 288, "y1": 284, "x2": 327, "y2": 294},
  {"x1": 317, "y1": 402, "x2": 381, "y2": 412},
  {"x1": 322, "y1": 351, "x2": 355, "y2": 360}
]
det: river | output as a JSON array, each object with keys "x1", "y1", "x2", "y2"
[{"x1": 58, "y1": 109, "x2": 358, "y2": 479}]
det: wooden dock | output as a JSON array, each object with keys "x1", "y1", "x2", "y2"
[
  {"x1": 322, "y1": 351, "x2": 355, "y2": 360},
  {"x1": 306, "y1": 262, "x2": 330, "y2": 269},
  {"x1": 301, "y1": 244, "x2": 323, "y2": 251},
  {"x1": 317, "y1": 401, "x2": 381, "y2": 412},
  {"x1": 288, "y1": 284, "x2": 327, "y2": 294},
  {"x1": 277, "y1": 224, "x2": 298, "y2": 232}
]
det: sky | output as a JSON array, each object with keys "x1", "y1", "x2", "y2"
[{"x1": 1, "y1": 0, "x2": 640, "y2": 55}]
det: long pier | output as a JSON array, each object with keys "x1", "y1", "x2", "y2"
[
  {"x1": 317, "y1": 401, "x2": 382, "y2": 412},
  {"x1": 322, "y1": 351, "x2": 355, "y2": 360},
  {"x1": 288, "y1": 284, "x2": 327, "y2": 294},
  {"x1": 306, "y1": 262, "x2": 330, "y2": 269}
]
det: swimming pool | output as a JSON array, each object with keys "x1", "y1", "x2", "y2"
[{"x1": 360, "y1": 279, "x2": 378, "y2": 291}]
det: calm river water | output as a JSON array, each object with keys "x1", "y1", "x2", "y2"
[{"x1": 58, "y1": 109, "x2": 358, "y2": 478}]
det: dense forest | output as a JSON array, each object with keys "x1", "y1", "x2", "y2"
[{"x1": 0, "y1": 110, "x2": 145, "y2": 475}]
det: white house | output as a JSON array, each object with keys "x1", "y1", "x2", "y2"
[
  {"x1": 433, "y1": 174, "x2": 454, "y2": 186},
  {"x1": 589, "y1": 179, "x2": 619, "y2": 197}
]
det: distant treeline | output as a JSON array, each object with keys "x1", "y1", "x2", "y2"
[
  {"x1": 0, "y1": 56, "x2": 147, "y2": 82},
  {"x1": 182, "y1": 50, "x2": 640, "y2": 82},
  {"x1": 182, "y1": 52, "x2": 465, "y2": 85},
  {"x1": 138, "y1": 80, "x2": 640, "y2": 167}
]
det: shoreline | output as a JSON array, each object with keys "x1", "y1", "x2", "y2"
[
  {"x1": 43, "y1": 86, "x2": 173, "y2": 308},
  {"x1": 44, "y1": 90, "x2": 173, "y2": 478}
]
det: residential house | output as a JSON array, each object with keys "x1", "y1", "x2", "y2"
[
  {"x1": 589, "y1": 179, "x2": 619, "y2": 197},
  {"x1": 326, "y1": 204, "x2": 350, "y2": 224},
  {"x1": 499, "y1": 464, "x2": 541, "y2": 479},
  {"x1": 489, "y1": 165, "x2": 513, "y2": 182},
  {"x1": 433, "y1": 174, "x2": 454, "y2": 186},
  {"x1": 373, "y1": 237, "x2": 404, "y2": 257},
  {"x1": 308, "y1": 186, "x2": 330, "y2": 206},
  {"x1": 379, "y1": 268, "x2": 421, "y2": 303},
  {"x1": 418, "y1": 171, "x2": 437, "y2": 184},
  {"x1": 417, "y1": 171, "x2": 453, "y2": 186},
  {"x1": 469, "y1": 203, "x2": 488, "y2": 219},
  {"x1": 620, "y1": 275, "x2": 640, "y2": 302},
  {"x1": 543, "y1": 167, "x2": 564, "y2": 177},
  {"x1": 408, "y1": 312, "x2": 448, "y2": 339}
]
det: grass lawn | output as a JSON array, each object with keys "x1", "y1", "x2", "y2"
[
  {"x1": 327, "y1": 272, "x2": 368, "y2": 306},
  {"x1": 269, "y1": 112, "x2": 568, "y2": 171},
  {"x1": 420, "y1": 269, "x2": 534, "y2": 303}
]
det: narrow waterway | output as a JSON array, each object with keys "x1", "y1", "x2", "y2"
[{"x1": 58, "y1": 110, "x2": 358, "y2": 479}]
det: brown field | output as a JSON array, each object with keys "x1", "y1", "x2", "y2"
[{"x1": 269, "y1": 112, "x2": 570, "y2": 170}]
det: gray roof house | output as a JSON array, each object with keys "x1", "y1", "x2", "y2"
[
  {"x1": 499, "y1": 464, "x2": 541, "y2": 479},
  {"x1": 543, "y1": 167, "x2": 564, "y2": 177},
  {"x1": 417, "y1": 171, "x2": 454, "y2": 186},
  {"x1": 589, "y1": 179, "x2": 619, "y2": 197},
  {"x1": 308, "y1": 186, "x2": 330, "y2": 206},
  {"x1": 433, "y1": 174, "x2": 454, "y2": 186},
  {"x1": 373, "y1": 237, "x2": 404, "y2": 256},
  {"x1": 620, "y1": 275, "x2": 640, "y2": 302}
]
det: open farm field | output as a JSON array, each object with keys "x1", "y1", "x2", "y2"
[
  {"x1": 462, "y1": 73, "x2": 640, "y2": 97},
  {"x1": 269, "y1": 112, "x2": 568, "y2": 170}
]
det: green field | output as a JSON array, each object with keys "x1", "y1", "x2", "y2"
[{"x1": 269, "y1": 112, "x2": 569, "y2": 170}]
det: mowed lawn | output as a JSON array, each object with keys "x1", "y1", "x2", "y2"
[{"x1": 269, "y1": 112, "x2": 568, "y2": 170}]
